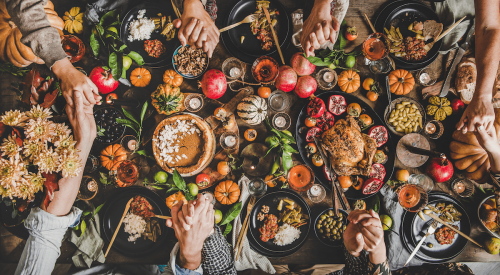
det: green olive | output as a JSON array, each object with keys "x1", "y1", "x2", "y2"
[
  {"x1": 316, "y1": 224, "x2": 321, "y2": 229},
  {"x1": 321, "y1": 215, "x2": 326, "y2": 220},
  {"x1": 427, "y1": 243, "x2": 433, "y2": 248},
  {"x1": 332, "y1": 220, "x2": 337, "y2": 226},
  {"x1": 343, "y1": 225, "x2": 347, "y2": 231},
  {"x1": 332, "y1": 228, "x2": 338, "y2": 234}
]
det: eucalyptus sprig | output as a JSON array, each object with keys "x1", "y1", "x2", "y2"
[{"x1": 116, "y1": 101, "x2": 147, "y2": 153}]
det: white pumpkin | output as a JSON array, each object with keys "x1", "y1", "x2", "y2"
[{"x1": 237, "y1": 95, "x2": 268, "y2": 125}]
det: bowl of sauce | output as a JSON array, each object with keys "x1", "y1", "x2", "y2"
[{"x1": 287, "y1": 164, "x2": 314, "y2": 192}]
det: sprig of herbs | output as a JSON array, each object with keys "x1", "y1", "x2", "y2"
[
  {"x1": 0, "y1": 62, "x2": 31, "y2": 77},
  {"x1": 99, "y1": 171, "x2": 113, "y2": 185},
  {"x1": 220, "y1": 202, "x2": 242, "y2": 236},
  {"x1": 73, "y1": 202, "x2": 104, "y2": 236},
  {"x1": 116, "y1": 101, "x2": 148, "y2": 153},
  {"x1": 96, "y1": 125, "x2": 105, "y2": 137},
  {"x1": 264, "y1": 118, "x2": 298, "y2": 176},
  {"x1": 165, "y1": 169, "x2": 196, "y2": 201}
]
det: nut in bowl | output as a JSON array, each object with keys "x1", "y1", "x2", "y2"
[
  {"x1": 384, "y1": 97, "x2": 425, "y2": 137},
  {"x1": 172, "y1": 45, "x2": 209, "y2": 79}
]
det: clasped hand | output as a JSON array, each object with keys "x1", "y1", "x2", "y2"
[
  {"x1": 344, "y1": 210, "x2": 386, "y2": 264},
  {"x1": 301, "y1": 0, "x2": 340, "y2": 57}
]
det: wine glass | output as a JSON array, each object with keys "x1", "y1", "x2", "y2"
[
  {"x1": 397, "y1": 184, "x2": 428, "y2": 212},
  {"x1": 116, "y1": 160, "x2": 139, "y2": 187},
  {"x1": 408, "y1": 174, "x2": 434, "y2": 192},
  {"x1": 362, "y1": 33, "x2": 391, "y2": 74},
  {"x1": 251, "y1": 56, "x2": 279, "y2": 83}
]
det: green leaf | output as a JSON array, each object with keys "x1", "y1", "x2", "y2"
[
  {"x1": 90, "y1": 33, "x2": 100, "y2": 57},
  {"x1": 151, "y1": 185, "x2": 166, "y2": 190},
  {"x1": 80, "y1": 220, "x2": 87, "y2": 236},
  {"x1": 121, "y1": 107, "x2": 141, "y2": 127},
  {"x1": 222, "y1": 223, "x2": 232, "y2": 236},
  {"x1": 283, "y1": 144, "x2": 299, "y2": 154},
  {"x1": 172, "y1": 169, "x2": 186, "y2": 191},
  {"x1": 121, "y1": 67, "x2": 127, "y2": 79},
  {"x1": 116, "y1": 118, "x2": 140, "y2": 132},
  {"x1": 140, "y1": 101, "x2": 148, "y2": 126},
  {"x1": 82, "y1": 210, "x2": 92, "y2": 217},
  {"x1": 166, "y1": 186, "x2": 180, "y2": 194},
  {"x1": 263, "y1": 143, "x2": 278, "y2": 158},
  {"x1": 478, "y1": 185, "x2": 485, "y2": 193},
  {"x1": 94, "y1": 203, "x2": 104, "y2": 217},
  {"x1": 305, "y1": 56, "x2": 331, "y2": 66},
  {"x1": 282, "y1": 151, "x2": 293, "y2": 175},
  {"x1": 128, "y1": 51, "x2": 145, "y2": 66},
  {"x1": 100, "y1": 9, "x2": 118, "y2": 26},
  {"x1": 104, "y1": 29, "x2": 120, "y2": 40},
  {"x1": 95, "y1": 25, "x2": 104, "y2": 36},
  {"x1": 118, "y1": 44, "x2": 128, "y2": 52},
  {"x1": 220, "y1": 202, "x2": 242, "y2": 225},
  {"x1": 109, "y1": 52, "x2": 123, "y2": 81},
  {"x1": 74, "y1": 224, "x2": 80, "y2": 231},
  {"x1": 99, "y1": 172, "x2": 109, "y2": 185}
]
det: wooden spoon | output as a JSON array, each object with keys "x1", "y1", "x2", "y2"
[{"x1": 105, "y1": 197, "x2": 133, "y2": 257}]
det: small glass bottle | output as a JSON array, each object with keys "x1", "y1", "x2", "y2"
[{"x1": 249, "y1": 178, "x2": 267, "y2": 197}]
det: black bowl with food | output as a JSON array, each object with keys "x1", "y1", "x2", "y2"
[
  {"x1": 314, "y1": 208, "x2": 349, "y2": 247},
  {"x1": 172, "y1": 45, "x2": 209, "y2": 79},
  {"x1": 94, "y1": 107, "x2": 126, "y2": 144}
]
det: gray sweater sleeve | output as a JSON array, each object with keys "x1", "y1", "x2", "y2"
[{"x1": 5, "y1": 0, "x2": 68, "y2": 68}]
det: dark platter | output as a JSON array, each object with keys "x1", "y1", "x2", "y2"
[
  {"x1": 101, "y1": 187, "x2": 173, "y2": 256},
  {"x1": 120, "y1": 2, "x2": 181, "y2": 67},
  {"x1": 374, "y1": 0, "x2": 442, "y2": 70},
  {"x1": 220, "y1": 0, "x2": 292, "y2": 64},
  {"x1": 94, "y1": 107, "x2": 126, "y2": 144},
  {"x1": 295, "y1": 91, "x2": 396, "y2": 200},
  {"x1": 314, "y1": 208, "x2": 349, "y2": 247},
  {"x1": 242, "y1": 189, "x2": 311, "y2": 257},
  {"x1": 401, "y1": 192, "x2": 471, "y2": 263}
]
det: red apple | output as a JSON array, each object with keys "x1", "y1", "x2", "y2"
[
  {"x1": 451, "y1": 98, "x2": 465, "y2": 113},
  {"x1": 89, "y1": 66, "x2": 119, "y2": 94}
]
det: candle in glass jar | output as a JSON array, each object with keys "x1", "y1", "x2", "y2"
[
  {"x1": 88, "y1": 180, "x2": 98, "y2": 192},
  {"x1": 274, "y1": 116, "x2": 286, "y2": 128},
  {"x1": 224, "y1": 135, "x2": 236, "y2": 147},
  {"x1": 323, "y1": 71, "x2": 335, "y2": 83},
  {"x1": 127, "y1": 139, "x2": 137, "y2": 151},
  {"x1": 425, "y1": 123, "x2": 436, "y2": 134},
  {"x1": 454, "y1": 181, "x2": 465, "y2": 193},
  {"x1": 229, "y1": 67, "x2": 241, "y2": 78},
  {"x1": 189, "y1": 98, "x2": 201, "y2": 109},
  {"x1": 309, "y1": 184, "x2": 321, "y2": 196},
  {"x1": 419, "y1": 72, "x2": 431, "y2": 85}
]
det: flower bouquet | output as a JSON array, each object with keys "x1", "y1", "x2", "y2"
[{"x1": 0, "y1": 105, "x2": 82, "y2": 217}]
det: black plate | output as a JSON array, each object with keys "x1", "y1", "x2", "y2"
[
  {"x1": 101, "y1": 187, "x2": 173, "y2": 256},
  {"x1": 374, "y1": 0, "x2": 442, "y2": 70},
  {"x1": 295, "y1": 91, "x2": 396, "y2": 200},
  {"x1": 313, "y1": 208, "x2": 349, "y2": 247},
  {"x1": 400, "y1": 192, "x2": 471, "y2": 263},
  {"x1": 221, "y1": 0, "x2": 292, "y2": 64},
  {"x1": 120, "y1": 3, "x2": 181, "y2": 67},
  {"x1": 245, "y1": 189, "x2": 311, "y2": 256}
]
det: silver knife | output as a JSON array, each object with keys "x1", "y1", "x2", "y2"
[
  {"x1": 439, "y1": 19, "x2": 475, "y2": 97},
  {"x1": 405, "y1": 220, "x2": 438, "y2": 266},
  {"x1": 386, "y1": 76, "x2": 392, "y2": 113},
  {"x1": 313, "y1": 136, "x2": 339, "y2": 216}
]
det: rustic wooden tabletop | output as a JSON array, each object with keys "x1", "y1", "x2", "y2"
[{"x1": 1, "y1": 0, "x2": 499, "y2": 268}]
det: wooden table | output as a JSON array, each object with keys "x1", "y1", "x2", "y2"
[{"x1": 1, "y1": 0, "x2": 499, "y2": 268}]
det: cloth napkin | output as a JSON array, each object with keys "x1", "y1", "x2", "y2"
[
  {"x1": 67, "y1": 214, "x2": 106, "y2": 268},
  {"x1": 291, "y1": 0, "x2": 350, "y2": 50},
  {"x1": 433, "y1": 0, "x2": 475, "y2": 53},
  {"x1": 379, "y1": 185, "x2": 424, "y2": 270},
  {"x1": 232, "y1": 176, "x2": 276, "y2": 274}
]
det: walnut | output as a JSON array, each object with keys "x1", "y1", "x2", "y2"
[
  {"x1": 257, "y1": 213, "x2": 265, "y2": 221},
  {"x1": 174, "y1": 46, "x2": 208, "y2": 76},
  {"x1": 261, "y1": 205, "x2": 269, "y2": 214}
]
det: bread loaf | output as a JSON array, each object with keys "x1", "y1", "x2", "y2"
[{"x1": 455, "y1": 60, "x2": 477, "y2": 104}]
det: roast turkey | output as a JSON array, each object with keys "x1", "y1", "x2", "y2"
[{"x1": 321, "y1": 116, "x2": 377, "y2": 176}]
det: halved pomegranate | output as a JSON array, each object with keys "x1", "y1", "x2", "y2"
[
  {"x1": 328, "y1": 95, "x2": 347, "y2": 115},
  {"x1": 362, "y1": 178, "x2": 383, "y2": 195},
  {"x1": 368, "y1": 163, "x2": 386, "y2": 181},
  {"x1": 307, "y1": 97, "x2": 326, "y2": 118},
  {"x1": 323, "y1": 165, "x2": 336, "y2": 182},
  {"x1": 305, "y1": 127, "x2": 321, "y2": 142},
  {"x1": 368, "y1": 125, "x2": 388, "y2": 147},
  {"x1": 316, "y1": 111, "x2": 335, "y2": 131}
]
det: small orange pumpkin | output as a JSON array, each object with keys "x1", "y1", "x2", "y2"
[
  {"x1": 166, "y1": 191, "x2": 188, "y2": 208},
  {"x1": 163, "y1": 69, "x2": 183, "y2": 87},
  {"x1": 338, "y1": 70, "x2": 360, "y2": 93},
  {"x1": 100, "y1": 144, "x2": 127, "y2": 170},
  {"x1": 388, "y1": 69, "x2": 415, "y2": 95},
  {"x1": 214, "y1": 180, "x2": 240, "y2": 205},
  {"x1": 130, "y1": 67, "x2": 151, "y2": 87}
]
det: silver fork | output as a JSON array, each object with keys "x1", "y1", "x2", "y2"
[
  {"x1": 405, "y1": 220, "x2": 438, "y2": 266},
  {"x1": 220, "y1": 14, "x2": 258, "y2": 33}
]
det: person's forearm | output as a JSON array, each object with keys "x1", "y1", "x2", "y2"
[
  {"x1": 177, "y1": 248, "x2": 202, "y2": 271},
  {"x1": 473, "y1": 0, "x2": 500, "y2": 101},
  {"x1": 5, "y1": 0, "x2": 67, "y2": 68},
  {"x1": 44, "y1": 142, "x2": 91, "y2": 216},
  {"x1": 368, "y1": 244, "x2": 387, "y2": 265},
  {"x1": 314, "y1": 0, "x2": 333, "y2": 6}
]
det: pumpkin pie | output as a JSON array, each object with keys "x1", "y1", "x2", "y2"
[{"x1": 153, "y1": 114, "x2": 214, "y2": 175}]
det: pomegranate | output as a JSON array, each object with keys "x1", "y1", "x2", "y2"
[
  {"x1": 426, "y1": 156, "x2": 454, "y2": 183},
  {"x1": 369, "y1": 163, "x2": 386, "y2": 181},
  {"x1": 323, "y1": 165, "x2": 336, "y2": 182},
  {"x1": 316, "y1": 111, "x2": 335, "y2": 131},
  {"x1": 275, "y1": 65, "x2": 297, "y2": 92},
  {"x1": 328, "y1": 95, "x2": 347, "y2": 115},
  {"x1": 362, "y1": 178, "x2": 383, "y2": 195},
  {"x1": 89, "y1": 66, "x2": 119, "y2": 94},
  {"x1": 198, "y1": 69, "x2": 227, "y2": 99},
  {"x1": 295, "y1": 76, "x2": 317, "y2": 98},
  {"x1": 451, "y1": 98, "x2": 465, "y2": 113},
  {"x1": 368, "y1": 126, "x2": 388, "y2": 147},
  {"x1": 290, "y1": 52, "x2": 316, "y2": 76},
  {"x1": 307, "y1": 97, "x2": 326, "y2": 118},
  {"x1": 305, "y1": 127, "x2": 321, "y2": 142}
]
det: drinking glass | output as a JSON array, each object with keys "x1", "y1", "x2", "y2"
[
  {"x1": 251, "y1": 56, "x2": 279, "y2": 83},
  {"x1": 362, "y1": 33, "x2": 391, "y2": 74},
  {"x1": 249, "y1": 178, "x2": 267, "y2": 197},
  {"x1": 61, "y1": 35, "x2": 85, "y2": 63},
  {"x1": 222, "y1": 57, "x2": 245, "y2": 80},
  {"x1": 307, "y1": 184, "x2": 326, "y2": 203},
  {"x1": 408, "y1": 174, "x2": 434, "y2": 192},
  {"x1": 116, "y1": 160, "x2": 139, "y2": 187},
  {"x1": 398, "y1": 184, "x2": 428, "y2": 212},
  {"x1": 272, "y1": 112, "x2": 291, "y2": 131},
  {"x1": 268, "y1": 90, "x2": 290, "y2": 112}
]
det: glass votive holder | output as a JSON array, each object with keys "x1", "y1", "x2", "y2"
[
  {"x1": 307, "y1": 184, "x2": 326, "y2": 203},
  {"x1": 121, "y1": 135, "x2": 139, "y2": 153},
  {"x1": 220, "y1": 131, "x2": 239, "y2": 150},
  {"x1": 61, "y1": 34, "x2": 85, "y2": 63},
  {"x1": 316, "y1": 68, "x2": 338, "y2": 90},
  {"x1": 222, "y1": 57, "x2": 245, "y2": 80},
  {"x1": 84, "y1": 154, "x2": 100, "y2": 174},
  {"x1": 249, "y1": 178, "x2": 267, "y2": 197},
  {"x1": 268, "y1": 90, "x2": 290, "y2": 112},
  {"x1": 424, "y1": 120, "x2": 444, "y2": 139},
  {"x1": 184, "y1": 94, "x2": 204, "y2": 112},
  {"x1": 78, "y1": 175, "x2": 98, "y2": 200},
  {"x1": 451, "y1": 178, "x2": 474, "y2": 198},
  {"x1": 417, "y1": 67, "x2": 438, "y2": 86},
  {"x1": 272, "y1": 112, "x2": 291, "y2": 131}
]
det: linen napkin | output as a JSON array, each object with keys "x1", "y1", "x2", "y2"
[
  {"x1": 433, "y1": 0, "x2": 475, "y2": 53},
  {"x1": 67, "y1": 214, "x2": 106, "y2": 268},
  {"x1": 291, "y1": 0, "x2": 350, "y2": 50},
  {"x1": 379, "y1": 185, "x2": 424, "y2": 270},
  {"x1": 232, "y1": 176, "x2": 276, "y2": 274}
]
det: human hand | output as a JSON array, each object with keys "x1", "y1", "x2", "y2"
[
  {"x1": 301, "y1": 0, "x2": 339, "y2": 57},
  {"x1": 65, "y1": 91, "x2": 96, "y2": 152},
  {"x1": 347, "y1": 210, "x2": 386, "y2": 264},
  {"x1": 173, "y1": 0, "x2": 219, "y2": 58},
  {"x1": 52, "y1": 58, "x2": 101, "y2": 108},
  {"x1": 456, "y1": 96, "x2": 495, "y2": 134},
  {"x1": 474, "y1": 123, "x2": 500, "y2": 154},
  {"x1": 167, "y1": 194, "x2": 214, "y2": 270}
]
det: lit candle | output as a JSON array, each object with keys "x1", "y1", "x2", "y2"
[
  {"x1": 454, "y1": 181, "x2": 465, "y2": 193},
  {"x1": 128, "y1": 139, "x2": 137, "y2": 151},
  {"x1": 425, "y1": 123, "x2": 436, "y2": 134},
  {"x1": 225, "y1": 135, "x2": 236, "y2": 147},
  {"x1": 189, "y1": 97, "x2": 201, "y2": 109},
  {"x1": 88, "y1": 180, "x2": 97, "y2": 192},
  {"x1": 230, "y1": 67, "x2": 241, "y2": 78},
  {"x1": 275, "y1": 116, "x2": 286, "y2": 128},
  {"x1": 310, "y1": 185, "x2": 321, "y2": 196},
  {"x1": 323, "y1": 71, "x2": 334, "y2": 83},
  {"x1": 419, "y1": 72, "x2": 430, "y2": 85}
]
